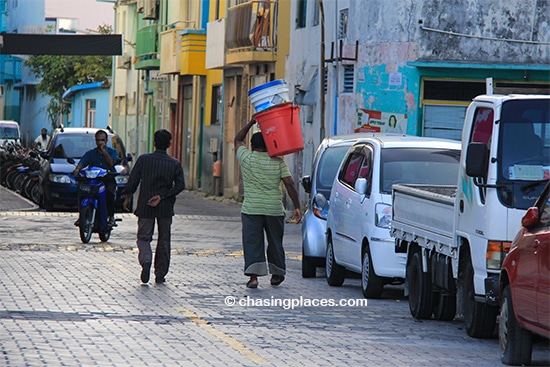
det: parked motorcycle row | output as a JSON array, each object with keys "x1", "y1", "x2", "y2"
[{"x1": 0, "y1": 143, "x2": 43, "y2": 206}]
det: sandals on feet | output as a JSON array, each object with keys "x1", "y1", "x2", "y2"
[
  {"x1": 246, "y1": 277, "x2": 258, "y2": 288},
  {"x1": 270, "y1": 275, "x2": 285, "y2": 286}
]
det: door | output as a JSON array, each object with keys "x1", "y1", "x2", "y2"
[
  {"x1": 331, "y1": 144, "x2": 372, "y2": 269},
  {"x1": 536, "y1": 192, "x2": 550, "y2": 328}
]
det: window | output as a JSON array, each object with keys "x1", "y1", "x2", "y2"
[
  {"x1": 341, "y1": 151, "x2": 362, "y2": 187},
  {"x1": 86, "y1": 99, "x2": 96, "y2": 128},
  {"x1": 470, "y1": 107, "x2": 494, "y2": 145},
  {"x1": 297, "y1": 0, "x2": 307, "y2": 28},
  {"x1": 323, "y1": 68, "x2": 328, "y2": 95},
  {"x1": 312, "y1": 0, "x2": 319, "y2": 26},
  {"x1": 211, "y1": 85, "x2": 222, "y2": 125},
  {"x1": 343, "y1": 65, "x2": 354, "y2": 93},
  {"x1": 338, "y1": 144, "x2": 374, "y2": 194},
  {"x1": 339, "y1": 8, "x2": 348, "y2": 39}
]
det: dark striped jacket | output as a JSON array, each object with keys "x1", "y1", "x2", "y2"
[{"x1": 126, "y1": 149, "x2": 185, "y2": 218}]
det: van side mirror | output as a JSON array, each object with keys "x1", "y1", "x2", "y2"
[
  {"x1": 466, "y1": 142, "x2": 488, "y2": 177},
  {"x1": 355, "y1": 178, "x2": 367, "y2": 195}
]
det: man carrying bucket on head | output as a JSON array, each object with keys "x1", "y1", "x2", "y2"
[{"x1": 234, "y1": 118, "x2": 302, "y2": 289}]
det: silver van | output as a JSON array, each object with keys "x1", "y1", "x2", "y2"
[
  {"x1": 0, "y1": 121, "x2": 21, "y2": 146},
  {"x1": 326, "y1": 134, "x2": 461, "y2": 298}
]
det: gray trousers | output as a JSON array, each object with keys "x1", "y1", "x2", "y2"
[
  {"x1": 241, "y1": 213, "x2": 285, "y2": 276},
  {"x1": 137, "y1": 217, "x2": 173, "y2": 279}
]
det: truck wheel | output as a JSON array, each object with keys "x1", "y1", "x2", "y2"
[
  {"x1": 499, "y1": 285, "x2": 533, "y2": 365},
  {"x1": 463, "y1": 259, "x2": 497, "y2": 338},
  {"x1": 407, "y1": 251, "x2": 433, "y2": 319},
  {"x1": 361, "y1": 248, "x2": 383, "y2": 299},
  {"x1": 433, "y1": 291, "x2": 456, "y2": 321},
  {"x1": 302, "y1": 248, "x2": 317, "y2": 278},
  {"x1": 326, "y1": 238, "x2": 345, "y2": 286}
]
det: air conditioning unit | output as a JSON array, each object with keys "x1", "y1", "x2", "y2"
[
  {"x1": 142, "y1": 0, "x2": 157, "y2": 20},
  {"x1": 116, "y1": 56, "x2": 131, "y2": 69},
  {"x1": 137, "y1": 0, "x2": 144, "y2": 12}
]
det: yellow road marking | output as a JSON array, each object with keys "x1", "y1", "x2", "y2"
[{"x1": 177, "y1": 308, "x2": 268, "y2": 364}]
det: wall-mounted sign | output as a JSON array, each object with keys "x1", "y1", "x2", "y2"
[{"x1": 355, "y1": 108, "x2": 407, "y2": 134}]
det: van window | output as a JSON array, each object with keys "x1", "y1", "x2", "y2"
[{"x1": 0, "y1": 123, "x2": 20, "y2": 140}]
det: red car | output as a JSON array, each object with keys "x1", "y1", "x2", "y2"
[{"x1": 499, "y1": 180, "x2": 550, "y2": 365}]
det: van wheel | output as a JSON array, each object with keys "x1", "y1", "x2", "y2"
[
  {"x1": 463, "y1": 259, "x2": 497, "y2": 338},
  {"x1": 361, "y1": 248, "x2": 383, "y2": 299},
  {"x1": 407, "y1": 251, "x2": 433, "y2": 319},
  {"x1": 302, "y1": 248, "x2": 316, "y2": 278},
  {"x1": 326, "y1": 238, "x2": 345, "y2": 286},
  {"x1": 499, "y1": 285, "x2": 533, "y2": 365}
]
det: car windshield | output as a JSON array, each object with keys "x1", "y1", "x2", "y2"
[
  {"x1": 316, "y1": 145, "x2": 350, "y2": 192},
  {"x1": 380, "y1": 148, "x2": 461, "y2": 193},
  {"x1": 52, "y1": 133, "x2": 119, "y2": 159}
]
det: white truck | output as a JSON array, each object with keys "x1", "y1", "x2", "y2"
[{"x1": 391, "y1": 94, "x2": 550, "y2": 338}]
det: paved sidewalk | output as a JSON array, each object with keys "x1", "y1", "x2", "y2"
[
  {"x1": 0, "y1": 185, "x2": 38, "y2": 211},
  {"x1": 0, "y1": 188, "x2": 548, "y2": 366}
]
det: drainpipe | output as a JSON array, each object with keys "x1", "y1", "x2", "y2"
[
  {"x1": 333, "y1": 0, "x2": 339, "y2": 136},
  {"x1": 319, "y1": 0, "x2": 326, "y2": 141}
]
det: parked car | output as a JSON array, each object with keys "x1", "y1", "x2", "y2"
[
  {"x1": 301, "y1": 134, "x2": 372, "y2": 278},
  {"x1": 499, "y1": 180, "x2": 550, "y2": 366},
  {"x1": 325, "y1": 134, "x2": 461, "y2": 298},
  {"x1": 40, "y1": 127, "x2": 132, "y2": 212}
]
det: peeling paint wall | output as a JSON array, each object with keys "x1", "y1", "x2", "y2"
[{"x1": 287, "y1": 0, "x2": 549, "y2": 203}]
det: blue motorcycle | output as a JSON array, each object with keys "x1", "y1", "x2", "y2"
[{"x1": 73, "y1": 165, "x2": 119, "y2": 243}]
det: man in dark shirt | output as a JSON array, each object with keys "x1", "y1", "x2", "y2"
[
  {"x1": 123, "y1": 129, "x2": 185, "y2": 284},
  {"x1": 72, "y1": 130, "x2": 119, "y2": 226}
]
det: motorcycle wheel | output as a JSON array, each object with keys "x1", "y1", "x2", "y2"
[
  {"x1": 79, "y1": 204, "x2": 94, "y2": 244},
  {"x1": 22, "y1": 175, "x2": 34, "y2": 198},
  {"x1": 30, "y1": 181, "x2": 42, "y2": 205},
  {"x1": 99, "y1": 227, "x2": 111, "y2": 242}
]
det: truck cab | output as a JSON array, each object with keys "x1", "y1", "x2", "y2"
[
  {"x1": 458, "y1": 94, "x2": 549, "y2": 336},
  {"x1": 391, "y1": 94, "x2": 549, "y2": 339}
]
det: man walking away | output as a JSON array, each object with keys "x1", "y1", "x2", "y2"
[
  {"x1": 234, "y1": 118, "x2": 302, "y2": 289},
  {"x1": 123, "y1": 129, "x2": 185, "y2": 284}
]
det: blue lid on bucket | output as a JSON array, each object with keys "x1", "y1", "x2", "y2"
[{"x1": 248, "y1": 79, "x2": 287, "y2": 96}]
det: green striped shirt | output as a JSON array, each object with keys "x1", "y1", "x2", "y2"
[{"x1": 236, "y1": 146, "x2": 291, "y2": 216}]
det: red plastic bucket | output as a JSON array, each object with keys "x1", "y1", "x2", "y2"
[{"x1": 254, "y1": 102, "x2": 304, "y2": 157}]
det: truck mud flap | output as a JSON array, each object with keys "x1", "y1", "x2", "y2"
[{"x1": 431, "y1": 253, "x2": 456, "y2": 292}]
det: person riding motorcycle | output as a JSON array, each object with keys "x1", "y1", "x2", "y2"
[{"x1": 72, "y1": 130, "x2": 118, "y2": 227}]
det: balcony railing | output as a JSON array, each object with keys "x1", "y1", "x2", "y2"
[
  {"x1": 226, "y1": 1, "x2": 277, "y2": 55},
  {"x1": 135, "y1": 24, "x2": 160, "y2": 70}
]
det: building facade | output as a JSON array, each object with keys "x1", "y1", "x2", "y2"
[
  {"x1": 111, "y1": 0, "x2": 223, "y2": 192},
  {"x1": 287, "y1": 0, "x2": 550, "y2": 205},
  {"x1": 1, "y1": 0, "x2": 114, "y2": 146}
]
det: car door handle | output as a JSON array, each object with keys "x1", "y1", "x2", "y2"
[{"x1": 533, "y1": 239, "x2": 540, "y2": 254}]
